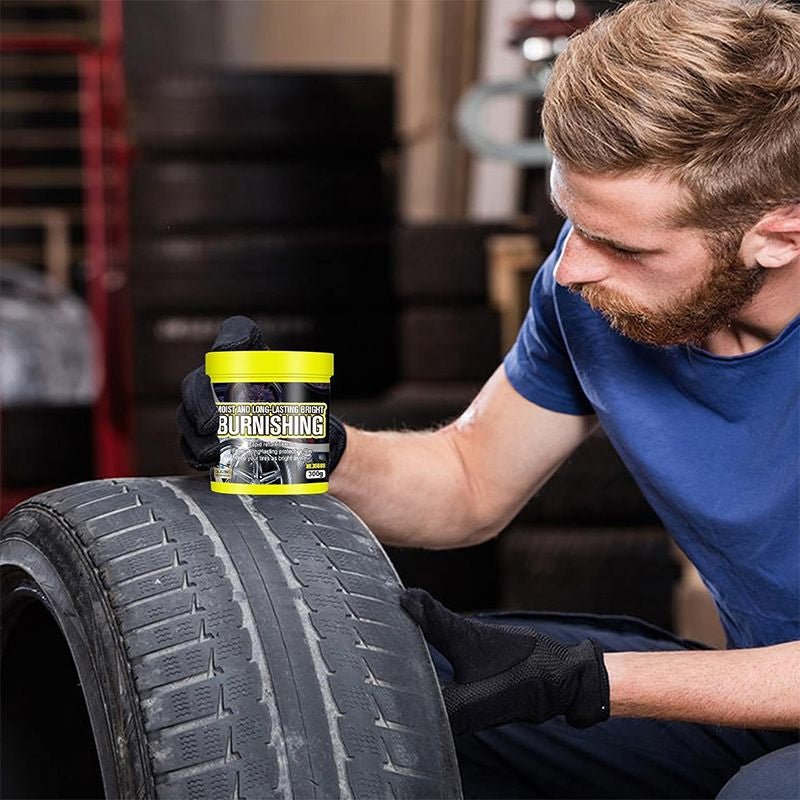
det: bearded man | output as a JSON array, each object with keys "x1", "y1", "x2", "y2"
[{"x1": 179, "y1": 0, "x2": 800, "y2": 796}]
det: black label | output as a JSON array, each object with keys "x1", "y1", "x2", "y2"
[{"x1": 211, "y1": 381, "x2": 330, "y2": 486}]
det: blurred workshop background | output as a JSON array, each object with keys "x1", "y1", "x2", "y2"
[{"x1": 1, "y1": 0, "x2": 741, "y2": 646}]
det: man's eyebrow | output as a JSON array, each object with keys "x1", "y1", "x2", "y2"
[{"x1": 548, "y1": 190, "x2": 662, "y2": 255}]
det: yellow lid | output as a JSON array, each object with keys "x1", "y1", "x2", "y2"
[{"x1": 205, "y1": 350, "x2": 333, "y2": 380}]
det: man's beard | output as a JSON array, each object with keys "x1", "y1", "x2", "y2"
[{"x1": 569, "y1": 240, "x2": 767, "y2": 347}]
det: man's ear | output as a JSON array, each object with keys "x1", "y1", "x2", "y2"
[{"x1": 741, "y1": 204, "x2": 800, "y2": 268}]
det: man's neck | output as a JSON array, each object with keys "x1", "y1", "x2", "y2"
[{"x1": 700, "y1": 259, "x2": 800, "y2": 357}]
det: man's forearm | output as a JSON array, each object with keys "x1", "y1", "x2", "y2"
[
  {"x1": 329, "y1": 425, "x2": 492, "y2": 549},
  {"x1": 604, "y1": 641, "x2": 800, "y2": 729}
]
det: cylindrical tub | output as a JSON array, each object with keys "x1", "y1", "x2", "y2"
[{"x1": 205, "y1": 350, "x2": 334, "y2": 495}]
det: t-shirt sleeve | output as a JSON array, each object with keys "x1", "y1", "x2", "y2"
[{"x1": 502, "y1": 222, "x2": 594, "y2": 415}]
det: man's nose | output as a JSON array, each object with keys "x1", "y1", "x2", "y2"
[{"x1": 554, "y1": 229, "x2": 610, "y2": 287}]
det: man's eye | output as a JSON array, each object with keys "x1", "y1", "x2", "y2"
[{"x1": 609, "y1": 246, "x2": 642, "y2": 262}]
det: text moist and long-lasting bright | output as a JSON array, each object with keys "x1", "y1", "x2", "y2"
[{"x1": 216, "y1": 402, "x2": 327, "y2": 438}]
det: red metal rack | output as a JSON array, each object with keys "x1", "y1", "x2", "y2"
[{"x1": 1, "y1": 0, "x2": 134, "y2": 514}]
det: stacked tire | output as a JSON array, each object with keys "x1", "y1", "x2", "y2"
[
  {"x1": 128, "y1": 72, "x2": 398, "y2": 475},
  {"x1": 499, "y1": 427, "x2": 679, "y2": 630},
  {"x1": 395, "y1": 222, "x2": 511, "y2": 383}
]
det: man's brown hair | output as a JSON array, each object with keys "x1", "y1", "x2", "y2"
[{"x1": 542, "y1": 0, "x2": 800, "y2": 234}]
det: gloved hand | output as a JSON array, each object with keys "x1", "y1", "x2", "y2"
[
  {"x1": 400, "y1": 588, "x2": 610, "y2": 736},
  {"x1": 177, "y1": 315, "x2": 347, "y2": 472}
]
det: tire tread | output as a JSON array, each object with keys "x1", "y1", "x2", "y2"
[{"x1": 3, "y1": 477, "x2": 460, "y2": 799}]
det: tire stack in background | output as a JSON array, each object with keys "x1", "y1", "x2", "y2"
[
  {"x1": 499, "y1": 429, "x2": 680, "y2": 631},
  {"x1": 336, "y1": 222, "x2": 516, "y2": 612},
  {"x1": 395, "y1": 222, "x2": 511, "y2": 384},
  {"x1": 128, "y1": 71, "x2": 397, "y2": 476}
]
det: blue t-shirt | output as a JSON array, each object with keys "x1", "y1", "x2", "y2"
[{"x1": 504, "y1": 222, "x2": 800, "y2": 649}]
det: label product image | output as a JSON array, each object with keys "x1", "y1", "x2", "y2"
[
  {"x1": 211, "y1": 381, "x2": 330, "y2": 493},
  {"x1": 205, "y1": 350, "x2": 334, "y2": 496}
]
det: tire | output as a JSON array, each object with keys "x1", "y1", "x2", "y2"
[
  {"x1": 131, "y1": 161, "x2": 395, "y2": 234},
  {"x1": 0, "y1": 109, "x2": 80, "y2": 129},
  {"x1": 131, "y1": 72, "x2": 395, "y2": 156},
  {"x1": 336, "y1": 382, "x2": 480, "y2": 432},
  {"x1": 134, "y1": 404, "x2": 194, "y2": 477},
  {"x1": 385, "y1": 539, "x2": 501, "y2": 614},
  {"x1": 1, "y1": 404, "x2": 92, "y2": 486},
  {"x1": 499, "y1": 525, "x2": 681, "y2": 631},
  {"x1": 395, "y1": 223, "x2": 517, "y2": 303},
  {"x1": 400, "y1": 307, "x2": 500, "y2": 382},
  {"x1": 514, "y1": 428, "x2": 659, "y2": 526},
  {"x1": 0, "y1": 74, "x2": 79, "y2": 92},
  {"x1": 133, "y1": 311, "x2": 397, "y2": 399},
  {"x1": 0, "y1": 476, "x2": 462, "y2": 799},
  {"x1": 0, "y1": 146, "x2": 82, "y2": 169},
  {"x1": 0, "y1": 183, "x2": 82, "y2": 208},
  {"x1": 130, "y1": 231, "x2": 392, "y2": 313}
]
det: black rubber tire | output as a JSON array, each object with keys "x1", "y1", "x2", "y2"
[
  {"x1": 134, "y1": 405, "x2": 195, "y2": 477},
  {"x1": 336, "y1": 382, "x2": 480, "y2": 433},
  {"x1": 0, "y1": 183, "x2": 82, "y2": 208},
  {"x1": 384, "y1": 539, "x2": 501, "y2": 615},
  {"x1": 130, "y1": 72, "x2": 395, "y2": 156},
  {"x1": 0, "y1": 404, "x2": 92, "y2": 487},
  {"x1": 394, "y1": 222, "x2": 517, "y2": 303},
  {"x1": 514, "y1": 428, "x2": 659, "y2": 526},
  {"x1": 130, "y1": 231, "x2": 392, "y2": 313},
  {"x1": 0, "y1": 109, "x2": 80, "y2": 129},
  {"x1": 499, "y1": 525, "x2": 681, "y2": 631},
  {"x1": 0, "y1": 476, "x2": 462, "y2": 799},
  {"x1": 0, "y1": 146, "x2": 82, "y2": 169},
  {"x1": 400, "y1": 307, "x2": 501, "y2": 382},
  {"x1": 0, "y1": 73, "x2": 79, "y2": 92},
  {"x1": 133, "y1": 311, "x2": 397, "y2": 399},
  {"x1": 131, "y1": 161, "x2": 395, "y2": 234}
]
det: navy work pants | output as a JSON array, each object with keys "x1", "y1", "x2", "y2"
[{"x1": 430, "y1": 610, "x2": 799, "y2": 799}]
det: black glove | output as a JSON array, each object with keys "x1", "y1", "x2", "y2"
[
  {"x1": 400, "y1": 588, "x2": 610, "y2": 736},
  {"x1": 177, "y1": 315, "x2": 347, "y2": 472}
]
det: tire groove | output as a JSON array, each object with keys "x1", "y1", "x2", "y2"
[
  {"x1": 240, "y1": 495, "x2": 354, "y2": 800},
  {"x1": 115, "y1": 561, "x2": 175, "y2": 589},
  {"x1": 90, "y1": 512, "x2": 159, "y2": 542},
  {"x1": 342, "y1": 599, "x2": 395, "y2": 629},
  {"x1": 135, "y1": 623, "x2": 211, "y2": 662},
  {"x1": 125, "y1": 602, "x2": 200, "y2": 635},
  {"x1": 82, "y1": 500, "x2": 143, "y2": 523},
  {"x1": 305, "y1": 523, "x2": 380, "y2": 560},
  {"x1": 144, "y1": 668, "x2": 212, "y2": 696},
  {"x1": 116, "y1": 578, "x2": 192, "y2": 610},
  {"x1": 362, "y1": 658, "x2": 418, "y2": 694},
  {"x1": 235, "y1": 506, "x2": 326, "y2": 797},
  {"x1": 159, "y1": 480, "x2": 290, "y2": 800},
  {"x1": 333, "y1": 576, "x2": 395, "y2": 607},
  {"x1": 102, "y1": 535, "x2": 172, "y2": 565},
  {"x1": 70, "y1": 487, "x2": 130, "y2": 509},
  {"x1": 157, "y1": 726, "x2": 239, "y2": 780},
  {"x1": 380, "y1": 736, "x2": 440, "y2": 780},
  {"x1": 153, "y1": 687, "x2": 231, "y2": 737}
]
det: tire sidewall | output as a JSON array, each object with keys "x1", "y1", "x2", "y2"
[{"x1": 1, "y1": 508, "x2": 153, "y2": 800}]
